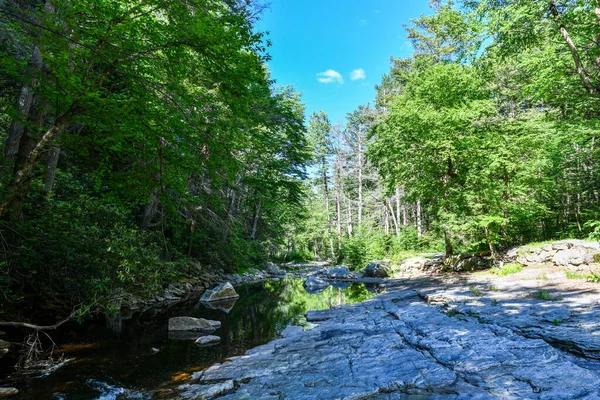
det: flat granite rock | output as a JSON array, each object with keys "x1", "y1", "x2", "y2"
[{"x1": 177, "y1": 290, "x2": 600, "y2": 399}]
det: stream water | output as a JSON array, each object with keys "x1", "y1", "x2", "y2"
[{"x1": 1, "y1": 278, "x2": 380, "y2": 399}]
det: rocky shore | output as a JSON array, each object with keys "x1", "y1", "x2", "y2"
[{"x1": 170, "y1": 241, "x2": 600, "y2": 399}]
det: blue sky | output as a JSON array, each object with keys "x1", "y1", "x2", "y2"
[{"x1": 256, "y1": 0, "x2": 433, "y2": 125}]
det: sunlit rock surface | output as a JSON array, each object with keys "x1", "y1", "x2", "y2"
[{"x1": 179, "y1": 289, "x2": 600, "y2": 399}]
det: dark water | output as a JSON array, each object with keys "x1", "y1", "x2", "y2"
[{"x1": 1, "y1": 278, "x2": 380, "y2": 399}]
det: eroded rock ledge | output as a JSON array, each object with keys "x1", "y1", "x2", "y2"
[{"x1": 174, "y1": 288, "x2": 600, "y2": 399}]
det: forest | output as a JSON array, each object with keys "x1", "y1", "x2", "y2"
[{"x1": 0, "y1": 0, "x2": 599, "y2": 316}]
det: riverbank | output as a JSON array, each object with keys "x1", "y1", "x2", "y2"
[{"x1": 171, "y1": 258, "x2": 600, "y2": 399}]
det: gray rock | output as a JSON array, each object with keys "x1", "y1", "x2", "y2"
[
  {"x1": 195, "y1": 335, "x2": 221, "y2": 346},
  {"x1": 179, "y1": 290, "x2": 600, "y2": 399},
  {"x1": 453, "y1": 256, "x2": 490, "y2": 272},
  {"x1": 363, "y1": 261, "x2": 389, "y2": 278},
  {"x1": 553, "y1": 246, "x2": 593, "y2": 269},
  {"x1": 303, "y1": 276, "x2": 329, "y2": 293},
  {"x1": 266, "y1": 262, "x2": 286, "y2": 276},
  {"x1": 200, "y1": 282, "x2": 239, "y2": 302},
  {"x1": 179, "y1": 380, "x2": 234, "y2": 399},
  {"x1": 0, "y1": 388, "x2": 18, "y2": 397},
  {"x1": 305, "y1": 309, "x2": 339, "y2": 322},
  {"x1": 168, "y1": 317, "x2": 221, "y2": 332},
  {"x1": 327, "y1": 266, "x2": 351, "y2": 279}
]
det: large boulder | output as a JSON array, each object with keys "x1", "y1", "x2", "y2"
[
  {"x1": 200, "y1": 282, "x2": 239, "y2": 303},
  {"x1": 453, "y1": 256, "x2": 490, "y2": 272},
  {"x1": 362, "y1": 261, "x2": 389, "y2": 278},
  {"x1": 327, "y1": 266, "x2": 351, "y2": 279},
  {"x1": 303, "y1": 276, "x2": 329, "y2": 294},
  {"x1": 553, "y1": 246, "x2": 593, "y2": 270},
  {"x1": 168, "y1": 317, "x2": 221, "y2": 332},
  {"x1": 265, "y1": 262, "x2": 286, "y2": 276}
]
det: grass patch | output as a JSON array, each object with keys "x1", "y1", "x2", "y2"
[
  {"x1": 535, "y1": 289, "x2": 561, "y2": 301},
  {"x1": 565, "y1": 271, "x2": 600, "y2": 283},
  {"x1": 469, "y1": 285, "x2": 483, "y2": 297},
  {"x1": 490, "y1": 263, "x2": 524, "y2": 277}
]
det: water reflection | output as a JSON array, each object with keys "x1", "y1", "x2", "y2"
[{"x1": 7, "y1": 278, "x2": 379, "y2": 399}]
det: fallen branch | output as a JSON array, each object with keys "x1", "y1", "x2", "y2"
[{"x1": 0, "y1": 313, "x2": 75, "y2": 331}]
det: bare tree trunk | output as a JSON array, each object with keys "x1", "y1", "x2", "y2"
[
  {"x1": 344, "y1": 192, "x2": 353, "y2": 238},
  {"x1": 384, "y1": 199, "x2": 390, "y2": 235},
  {"x1": 416, "y1": 199, "x2": 423, "y2": 238},
  {"x1": 335, "y1": 159, "x2": 342, "y2": 248},
  {"x1": 357, "y1": 144, "x2": 363, "y2": 226},
  {"x1": 141, "y1": 189, "x2": 160, "y2": 230},
  {"x1": 43, "y1": 146, "x2": 60, "y2": 193},
  {"x1": 5, "y1": 47, "x2": 44, "y2": 162},
  {"x1": 388, "y1": 197, "x2": 400, "y2": 237},
  {"x1": 250, "y1": 197, "x2": 263, "y2": 241}
]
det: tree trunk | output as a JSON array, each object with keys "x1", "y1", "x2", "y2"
[
  {"x1": 141, "y1": 189, "x2": 160, "y2": 230},
  {"x1": 357, "y1": 144, "x2": 363, "y2": 226},
  {"x1": 250, "y1": 197, "x2": 263, "y2": 241},
  {"x1": 387, "y1": 197, "x2": 399, "y2": 237},
  {"x1": 43, "y1": 146, "x2": 60, "y2": 193},
  {"x1": 416, "y1": 199, "x2": 423, "y2": 238},
  {"x1": 5, "y1": 46, "x2": 44, "y2": 162}
]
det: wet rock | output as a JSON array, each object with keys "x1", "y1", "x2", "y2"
[
  {"x1": 179, "y1": 380, "x2": 234, "y2": 400},
  {"x1": 168, "y1": 316, "x2": 221, "y2": 332},
  {"x1": 327, "y1": 266, "x2": 351, "y2": 279},
  {"x1": 200, "y1": 282, "x2": 239, "y2": 302},
  {"x1": 0, "y1": 388, "x2": 18, "y2": 397},
  {"x1": 195, "y1": 335, "x2": 221, "y2": 347},
  {"x1": 362, "y1": 261, "x2": 389, "y2": 278},
  {"x1": 303, "y1": 276, "x2": 329, "y2": 294}
]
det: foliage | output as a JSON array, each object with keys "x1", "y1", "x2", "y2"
[
  {"x1": 490, "y1": 263, "x2": 523, "y2": 277},
  {"x1": 0, "y1": 0, "x2": 310, "y2": 311}
]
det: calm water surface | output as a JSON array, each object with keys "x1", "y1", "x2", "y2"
[{"x1": 2, "y1": 278, "x2": 380, "y2": 399}]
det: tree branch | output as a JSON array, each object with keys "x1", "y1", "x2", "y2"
[{"x1": 548, "y1": 1, "x2": 597, "y2": 94}]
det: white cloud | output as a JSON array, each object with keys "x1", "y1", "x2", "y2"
[
  {"x1": 350, "y1": 68, "x2": 366, "y2": 81},
  {"x1": 317, "y1": 69, "x2": 344, "y2": 84},
  {"x1": 358, "y1": 19, "x2": 368, "y2": 26}
]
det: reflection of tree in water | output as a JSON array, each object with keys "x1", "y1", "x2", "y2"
[{"x1": 224, "y1": 279, "x2": 378, "y2": 352}]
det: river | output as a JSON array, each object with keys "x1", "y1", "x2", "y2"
[{"x1": 1, "y1": 278, "x2": 380, "y2": 399}]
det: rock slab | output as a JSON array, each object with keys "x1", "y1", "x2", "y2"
[
  {"x1": 179, "y1": 290, "x2": 600, "y2": 399},
  {"x1": 168, "y1": 317, "x2": 221, "y2": 332}
]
